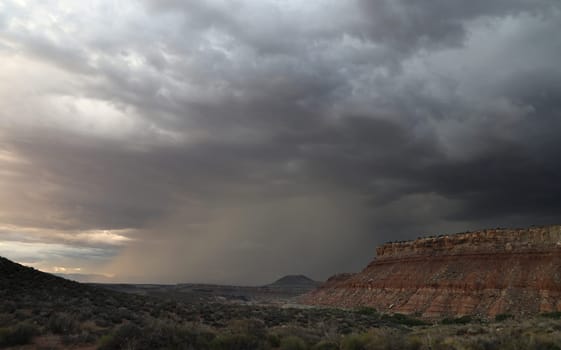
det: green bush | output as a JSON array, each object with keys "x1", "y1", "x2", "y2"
[
  {"x1": 495, "y1": 313, "x2": 514, "y2": 322},
  {"x1": 0, "y1": 301, "x2": 16, "y2": 314},
  {"x1": 228, "y1": 319, "x2": 267, "y2": 338},
  {"x1": 341, "y1": 334, "x2": 368, "y2": 350},
  {"x1": 100, "y1": 322, "x2": 216, "y2": 350},
  {"x1": 182, "y1": 326, "x2": 216, "y2": 348},
  {"x1": 97, "y1": 333, "x2": 116, "y2": 349},
  {"x1": 0, "y1": 323, "x2": 39, "y2": 347},
  {"x1": 381, "y1": 313, "x2": 428, "y2": 326},
  {"x1": 149, "y1": 322, "x2": 215, "y2": 349},
  {"x1": 341, "y1": 330, "x2": 409, "y2": 350},
  {"x1": 210, "y1": 333, "x2": 263, "y2": 350},
  {"x1": 267, "y1": 333, "x2": 281, "y2": 347},
  {"x1": 498, "y1": 333, "x2": 561, "y2": 350},
  {"x1": 541, "y1": 311, "x2": 561, "y2": 319},
  {"x1": 441, "y1": 315, "x2": 473, "y2": 325},
  {"x1": 404, "y1": 335, "x2": 424, "y2": 350},
  {"x1": 61, "y1": 332, "x2": 97, "y2": 346},
  {"x1": 48, "y1": 312, "x2": 80, "y2": 334},
  {"x1": 280, "y1": 335, "x2": 307, "y2": 350},
  {"x1": 356, "y1": 307, "x2": 378, "y2": 316},
  {"x1": 98, "y1": 323, "x2": 142, "y2": 350},
  {"x1": 312, "y1": 340, "x2": 339, "y2": 350}
]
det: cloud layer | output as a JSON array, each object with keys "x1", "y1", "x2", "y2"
[{"x1": 0, "y1": 0, "x2": 560, "y2": 283}]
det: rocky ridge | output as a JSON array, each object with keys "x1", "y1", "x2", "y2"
[{"x1": 302, "y1": 225, "x2": 561, "y2": 319}]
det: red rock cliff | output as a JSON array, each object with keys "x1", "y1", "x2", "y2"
[{"x1": 302, "y1": 225, "x2": 561, "y2": 318}]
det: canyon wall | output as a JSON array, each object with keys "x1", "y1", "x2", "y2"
[{"x1": 302, "y1": 225, "x2": 561, "y2": 319}]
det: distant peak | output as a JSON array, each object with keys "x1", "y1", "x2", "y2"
[{"x1": 269, "y1": 274, "x2": 318, "y2": 286}]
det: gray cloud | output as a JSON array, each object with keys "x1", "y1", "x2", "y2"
[
  {"x1": 0, "y1": 0, "x2": 560, "y2": 283},
  {"x1": 355, "y1": 0, "x2": 558, "y2": 52}
]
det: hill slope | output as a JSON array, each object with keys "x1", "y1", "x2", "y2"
[
  {"x1": 1, "y1": 256, "x2": 84, "y2": 298},
  {"x1": 267, "y1": 274, "x2": 320, "y2": 288},
  {"x1": 0, "y1": 256, "x2": 146, "y2": 315},
  {"x1": 301, "y1": 225, "x2": 561, "y2": 318}
]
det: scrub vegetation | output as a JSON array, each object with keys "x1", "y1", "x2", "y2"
[{"x1": 3, "y1": 257, "x2": 561, "y2": 349}]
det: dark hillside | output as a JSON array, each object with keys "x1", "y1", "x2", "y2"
[
  {"x1": 1, "y1": 256, "x2": 84, "y2": 297},
  {"x1": 268, "y1": 275, "x2": 319, "y2": 287},
  {"x1": 0, "y1": 256, "x2": 142, "y2": 309}
]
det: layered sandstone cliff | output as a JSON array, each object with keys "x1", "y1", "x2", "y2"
[{"x1": 302, "y1": 225, "x2": 561, "y2": 318}]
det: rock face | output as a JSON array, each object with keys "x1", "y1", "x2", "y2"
[{"x1": 302, "y1": 225, "x2": 561, "y2": 318}]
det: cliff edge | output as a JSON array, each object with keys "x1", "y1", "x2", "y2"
[{"x1": 302, "y1": 225, "x2": 561, "y2": 319}]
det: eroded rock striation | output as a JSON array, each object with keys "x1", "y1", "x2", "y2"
[{"x1": 302, "y1": 225, "x2": 561, "y2": 318}]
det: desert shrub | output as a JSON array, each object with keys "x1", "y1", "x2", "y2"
[
  {"x1": 404, "y1": 335, "x2": 424, "y2": 350},
  {"x1": 76, "y1": 306, "x2": 94, "y2": 321},
  {"x1": 465, "y1": 337, "x2": 500, "y2": 350},
  {"x1": 431, "y1": 337, "x2": 463, "y2": 350},
  {"x1": 530, "y1": 339, "x2": 561, "y2": 350},
  {"x1": 210, "y1": 333, "x2": 263, "y2": 350},
  {"x1": 530, "y1": 334, "x2": 561, "y2": 350},
  {"x1": 441, "y1": 315, "x2": 473, "y2": 325},
  {"x1": 341, "y1": 334, "x2": 369, "y2": 350},
  {"x1": 541, "y1": 312, "x2": 561, "y2": 320},
  {"x1": 280, "y1": 335, "x2": 308, "y2": 350},
  {"x1": 228, "y1": 318, "x2": 267, "y2": 338},
  {"x1": 61, "y1": 332, "x2": 97, "y2": 346},
  {"x1": 312, "y1": 340, "x2": 339, "y2": 350},
  {"x1": 14, "y1": 309, "x2": 30, "y2": 321},
  {"x1": 272, "y1": 326, "x2": 323, "y2": 344},
  {"x1": 356, "y1": 307, "x2": 378, "y2": 316},
  {"x1": 100, "y1": 321, "x2": 217, "y2": 350},
  {"x1": 0, "y1": 323, "x2": 39, "y2": 347},
  {"x1": 0, "y1": 301, "x2": 16, "y2": 314},
  {"x1": 497, "y1": 333, "x2": 561, "y2": 350},
  {"x1": 0, "y1": 314, "x2": 14, "y2": 328},
  {"x1": 48, "y1": 312, "x2": 80, "y2": 334},
  {"x1": 94, "y1": 316, "x2": 112, "y2": 328},
  {"x1": 148, "y1": 322, "x2": 215, "y2": 349},
  {"x1": 495, "y1": 313, "x2": 514, "y2": 322},
  {"x1": 338, "y1": 324, "x2": 354, "y2": 335},
  {"x1": 381, "y1": 313, "x2": 428, "y2": 326},
  {"x1": 267, "y1": 333, "x2": 281, "y2": 347},
  {"x1": 98, "y1": 323, "x2": 143, "y2": 350},
  {"x1": 97, "y1": 334, "x2": 116, "y2": 349},
  {"x1": 341, "y1": 330, "x2": 407, "y2": 350},
  {"x1": 455, "y1": 325, "x2": 487, "y2": 336}
]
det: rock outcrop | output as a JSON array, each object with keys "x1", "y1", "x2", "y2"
[{"x1": 302, "y1": 225, "x2": 561, "y2": 319}]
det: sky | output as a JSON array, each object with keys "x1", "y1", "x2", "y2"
[{"x1": 0, "y1": 0, "x2": 560, "y2": 284}]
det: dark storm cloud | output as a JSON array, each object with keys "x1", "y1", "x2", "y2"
[
  {"x1": 428, "y1": 152, "x2": 561, "y2": 221},
  {"x1": 145, "y1": 0, "x2": 559, "y2": 66},
  {"x1": 1, "y1": 0, "x2": 561, "y2": 282},
  {"x1": 354, "y1": 0, "x2": 558, "y2": 52}
]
